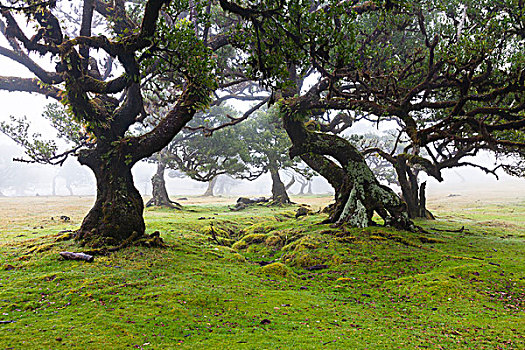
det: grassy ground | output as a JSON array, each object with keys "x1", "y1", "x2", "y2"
[{"x1": 0, "y1": 194, "x2": 523, "y2": 349}]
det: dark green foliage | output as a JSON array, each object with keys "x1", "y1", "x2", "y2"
[
  {"x1": 238, "y1": 107, "x2": 312, "y2": 181},
  {"x1": 166, "y1": 106, "x2": 252, "y2": 182}
]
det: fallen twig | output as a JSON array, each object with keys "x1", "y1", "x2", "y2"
[{"x1": 59, "y1": 251, "x2": 94, "y2": 262}]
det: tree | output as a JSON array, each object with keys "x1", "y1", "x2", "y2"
[
  {"x1": 140, "y1": 16, "x2": 269, "y2": 206},
  {"x1": 0, "y1": 144, "x2": 52, "y2": 196},
  {"x1": 0, "y1": 0, "x2": 220, "y2": 246},
  {"x1": 348, "y1": 132, "x2": 435, "y2": 219},
  {"x1": 214, "y1": 174, "x2": 240, "y2": 195},
  {"x1": 238, "y1": 108, "x2": 311, "y2": 204},
  {"x1": 167, "y1": 106, "x2": 254, "y2": 196},
  {"x1": 501, "y1": 151, "x2": 525, "y2": 178},
  {"x1": 294, "y1": 174, "x2": 308, "y2": 195},
  {"x1": 0, "y1": 148, "x2": 14, "y2": 196},
  {"x1": 0, "y1": 145, "x2": 23, "y2": 196},
  {"x1": 157, "y1": 105, "x2": 308, "y2": 204},
  {"x1": 144, "y1": 149, "x2": 183, "y2": 208},
  {"x1": 143, "y1": 105, "x2": 255, "y2": 206},
  {"x1": 220, "y1": 0, "x2": 525, "y2": 229},
  {"x1": 52, "y1": 158, "x2": 94, "y2": 196}
]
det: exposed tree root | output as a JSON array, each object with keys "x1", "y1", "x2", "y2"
[
  {"x1": 145, "y1": 198, "x2": 183, "y2": 210},
  {"x1": 76, "y1": 230, "x2": 166, "y2": 255}
]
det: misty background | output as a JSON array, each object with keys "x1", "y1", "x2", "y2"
[{"x1": 1, "y1": 49, "x2": 524, "y2": 200}]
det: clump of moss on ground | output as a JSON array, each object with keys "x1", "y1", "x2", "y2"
[{"x1": 259, "y1": 262, "x2": 296, "y2": 278}]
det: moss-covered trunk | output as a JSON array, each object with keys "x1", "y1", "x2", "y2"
[
  {"x1": 282, "y1": 106, "x2": 413, "y2": 230},
  {"x1": 76, "y1": 149, "x2": 145, "y2": 247},
  {"x1": 330, "y1": 159, "x2": 411, "y2": 229}
]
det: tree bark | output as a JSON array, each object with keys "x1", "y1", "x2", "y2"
[
  {"x1": 0, "y1": 0, "x2": 212, "y2": 249},
  {"x1": 395, "y1": 158, "x2": 419, "y2": 219},
  {"x1": 269, "y1": 165, "x2": 291, "y2": 204},
  {"x1": 418, "y1": 181, "x2": 435, "y2": 219},
  {"x1": 282, "y1": 108, "x2": 413, "y2": 230},
  {"x1": 202, "y1": 175, "x2": 218, "y2": 196},
  {"x1": 285, "y1": 175, "x2": 295, "y2": 191},
  {"x1": 215, "y1": 177, "x2": 224, "y2": 195},
  {"x1": 76, "y1": 149, "x2": 145, "y2": 247},
  {"x1": 146, "y1": 158, "x2": 180, "y2": 208},
  {"x1": 395, "y1": 159, "x2": 434, "y2": 219}
]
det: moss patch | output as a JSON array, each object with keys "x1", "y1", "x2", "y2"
[{"x1": 259, "y1": 262, "x2": 296, "y2": 278}]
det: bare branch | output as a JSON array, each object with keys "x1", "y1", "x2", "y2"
[
  {"x1": 186, "y1": 97, "x2": 269, "y2": 135},
  {"x1": 0, "y1": 46, "x2": 62, "y2": 84}
]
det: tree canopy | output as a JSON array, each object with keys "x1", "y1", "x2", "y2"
[{"x1": 218, "y1": 0, "x2": 525, "y2": 229}]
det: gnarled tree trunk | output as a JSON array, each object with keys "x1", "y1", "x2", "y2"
[
  {"x1": 202, "y1": 175, "x2": 218, "y2": 197},
  {"x1": 295, "y1": 176, "x2": 309, "y2": 195},
  {"x1": 283, "y1": 108, "x2": 414, "y2": 230},
  {"x1": 269, "y1": 165, "x2": 291, "y2": 204},
  {"x1": 66, "y1": 180, "x2": 74, "y2": 196},
  {"x1": 399, "y1": 180, "x2": 435, "y2": 220},
  {"x1": 146, "y1": 159, "x2": 180, "y2": 209},
  {"x1": 76, "y1": 149, "x2": 145, "y2": 247},
  {"x1": 285, "y1": 174, "x2": 295, "y2": 191},
  {"x1": 298, "y1": 182, "x2": 306, "y2": 194},
  {"x1": 394, "y1": 158, "x2": 435, "y2": 219},
  {"x1": 52, "y1": 176, "x2": 57, "y2": 196},
  {"x1": 418, "y1": 182, "x2": 435, "y2": 219}
]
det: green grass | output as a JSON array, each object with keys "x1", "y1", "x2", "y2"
[{"x1": 0, "y1": 199, "x2": 523, "y2": 349}]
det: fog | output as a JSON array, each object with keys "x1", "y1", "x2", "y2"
[
  {"x1": 0, "y1": 63, "x2": 523, "y2": 200},
  {"x1": 0, "y1": 147, "x2": 334, "y2": 198},
  {"x1": 1, "y1": 117, "x2": 524, "y2": 200}
]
